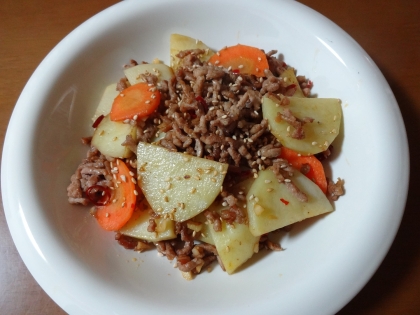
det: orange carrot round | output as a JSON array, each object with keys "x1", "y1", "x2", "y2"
[
  {"x1": 110, "y1": 82, "x2": 160, "y2": 121},
  {"x1": 280, "y1": 147, "x2": 328, "y2": 194},
  {"x1": 208, "y1": 44, "x2": 269, "y2": 77},
  {"x1": 96, "y1": 159, "x2": 137, "y2": 231}
]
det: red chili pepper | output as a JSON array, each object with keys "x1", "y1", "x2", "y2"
[
  {"x1": 285, "y1": 84, "x2": 297, "y2": 91},
  {"x1": 92, "y1": 115, "x2": 104, "y2": 128},
  {"x1": 280, "y1": 198, "x2": 289, "y2": 205},
  {"x1": 282, "y1": 62, "x2": 287, "y2": 67},
  {"x1": 307, "y1": 80, "x2": 313, "y2": 89},
  {"x1": 195, "y1": 96, "x2": 208, "y2": 112},
  {"x1": 232, "y1": 69, "x2": 240, "y2": 74},
  {"x1": 86, "y1": 185, "x2": 111, "y2": 206}
]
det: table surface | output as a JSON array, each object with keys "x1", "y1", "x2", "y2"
[{"x1": 1, "y1": 0, "x2": 419, "y2": 314}]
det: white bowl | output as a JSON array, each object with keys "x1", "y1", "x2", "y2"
[{"x1": 2, "y1": 0, "x2": 409, "y2": 314}]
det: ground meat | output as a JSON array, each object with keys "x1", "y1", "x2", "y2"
[
  {"x1": 327, "y1": 178, "x2": 345, "y2": 201},
  {"x1": 67, "y1": 146, "x2": 113, "y2": 205}
]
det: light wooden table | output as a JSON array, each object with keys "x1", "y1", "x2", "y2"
[{"x1": 1, "y1": 0, "x2": 419, "y2": 314}]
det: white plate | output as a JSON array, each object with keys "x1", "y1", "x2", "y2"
[{"x1": 1, "y1": 0, "x2": 409, "y2": 314}]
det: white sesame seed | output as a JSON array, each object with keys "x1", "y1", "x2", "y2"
[
  {"x1": 238, "y1": 65, "x2": 244, "y2": 69},
  {"x1": 120, "y1": 175, "x2": 127, "y2": 182},
  {"x1": 312, "y1": 141, "x2": 318, "y2": 146},
  {"x1": 284, "y1": 179, "x2": 291, "y2": 183}
]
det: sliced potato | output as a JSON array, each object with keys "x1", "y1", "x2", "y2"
[
  {"x1": 124, "y1": 63, "x2": 174, "y2": 86},
  {"x1": 137, "y1": 142, "x2": 228, "y2": 222},
  {"x1": 92, "y1": 83, "x2": 119, "y2": 122},
  {"x1": 246, "y1": 169, "x2": 333, "y2": 237},
  {"x1": 120, "y1": 199, "x2": 176, "y2": 242},
  {"x1": 207, "y1": 178, "x2": 259, "y2": 274},
  {"x1": 262, "y1": 95, "x2": 341, "y2": 155},
  {"x1": 280, "y1": 68, "x2": 305, "y2": 98},
  {"x1": 91, "y1": 115, "x2": 136, "y2": 158},
  {"x1": 189, "y1": 212, "x2": 214, "y2": 245},
  {"x1": 170, "y1": 34, "x2": 215, "y2": 69}
]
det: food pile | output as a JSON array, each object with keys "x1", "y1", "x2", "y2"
[{"x1": 67, "y1": 34, "x2": 344, "y2": 279}]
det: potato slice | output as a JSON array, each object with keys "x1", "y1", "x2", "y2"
[
  {"x1": 188, "y1": 212, "x2": 214, "y2": 245},
  {"x1": 137, "y1": 142, "x2": 228, "y2": 222},
  {"x1": 91, "y1": 115, "x2": 136, "y2": 158},
  {"x1": 262, "y1": 95, "x2": 342, "y2": 155},
  {"x1": 170, "y1": 34, "x2": 215, "y2": 69},
  {"x1": 124, "y1": 63, "x2": 174, "y2": 86},
  {"x1": 92, "y1": 83, "x2": 119, "y2": 122},
  {"x1": 120, "y1": 199, "x2": 176, "y2": 242},
  {"x1": 246, "y1": 169, "x2": 333, "y2": 236},
  {"x1": 280, "y1": 68, "x2": 305, "y2": 98},
  {"x1": 207, "y1": 177, "x2": 259, "y2": 274}
]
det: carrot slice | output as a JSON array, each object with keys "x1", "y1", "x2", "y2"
[
  {"x1": 110, "y1": 82, "x2": 160, "y2": 121},
  {"x1": 208, "y1": 44, "x2": 269, "y2": 77},
  {"x1": 96, "y1": 159, "x2": 137, "y2": 231},
  {"x1": 280, "y1": 147, "x2": 328, "y2": 194}
]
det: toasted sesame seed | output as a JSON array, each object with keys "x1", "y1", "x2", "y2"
[
  {"x1": 312, "y1": 141, "x2": 318, "y2": 146},
  {"x1": 194, "y1": 175, "x2": 201, "y2": 180},
  {"x1": 164, "y1": 196, "x2": 169, "y2": 202},
  {"x1": 121, "y1": 202, "x2": 126, "y2": 207},
  {"x1": 190, "y1": 187, "x2": 196, "y2": 194},
  {"x1": 238, "y1": 65, "x2": 244, "y2": 69},
  {"x1": 221, "y1": 115, "x2": 227, "y2": 119},
  {"x1": 284, "y1": 179, "x2": 291, "y2": 183},
  {"x1": 253, "y1": 173, "x2": 259, "y2": 178},
  {"x1": 105, "y1": 212, "x2": 110, "y2": 217},
  {"x1": 265, "y1": 179, "x2": 271, "y2": 184},
  {"x1": 267, "y1": 188, "x2": 274, "y2": 192},
  {"x1": 211, "y1": 178, "x2": 216, "y2": 183},
  {"x1": 225, "y1": 246, "x2": 230, "y2": 252},
  {"x1": 134, "y1": 190, "x2": 138, "y2": 196},
  {"x1": 131, "y1": 178, "x2": 137, "y2": 184},
  {"x1": 249, "y1": 194, "x2": 255, "y2": 201}
]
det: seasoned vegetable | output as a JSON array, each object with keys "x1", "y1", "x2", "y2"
[
  {"x1": 110, "y1": 82, "x2": 161, "y2": 122},
  {"x1": 262, "y1": 95, "x2": 341, "y2": 155},
  {"x1": 96, "y1": 159, "x2": 136, "y2": 231},
  {"x1": 137, "y1": 142, "x2": 228, "y2": 222},
  {"x1": 246, "y1": 169, "x2": 333, "y2": 236},
  {"x1": 170, "y1": 33, "x2": 214, "y2": 69},
  {"x1": 208, "y1": 44, "x2": 269, "y2": 77},
  {"x1": 91, "y1": 114, "x2": 137, "y2": 158}
]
